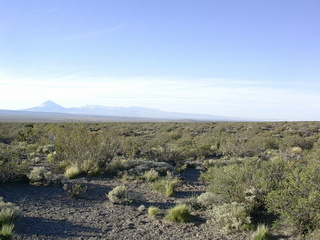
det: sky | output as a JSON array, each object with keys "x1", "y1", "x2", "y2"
[{"x1": 0, "y1": 0, "x2": 319, "y2": 121}]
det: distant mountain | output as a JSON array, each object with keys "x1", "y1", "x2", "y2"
[
  {"x1": 21, "y1": 100, "x2": 250, "y2": 121},
  {"x1": 26, "y1": 100, "x2": 67, "y2": 112}
]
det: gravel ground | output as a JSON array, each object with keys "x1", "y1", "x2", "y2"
[{"x1": 1, "y1": 166, "x2": 251, "y2": 240}]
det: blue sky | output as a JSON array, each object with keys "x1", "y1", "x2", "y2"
[{"x1": 0, "y1": 0, "x2": 319, "y2": 120}]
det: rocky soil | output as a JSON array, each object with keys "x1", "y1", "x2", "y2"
[{"x1": 1, "y1": 165, "x2": 251, "y2": 240}]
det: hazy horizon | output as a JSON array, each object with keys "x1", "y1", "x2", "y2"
[{"x1": 1, "y1": 1, "x2": 319, "y2": 121}]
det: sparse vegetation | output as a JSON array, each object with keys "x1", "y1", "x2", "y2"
[{"x1": 0, "y1": 121, "x2": 320, "y2": 238}]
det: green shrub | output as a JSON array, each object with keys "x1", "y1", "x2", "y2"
[
  {"x1": 0, "y1": 198, "x2": 21, "y2": 240},
  {"x1": 0, "y1": 224, "x2": 14, "y2": 240},
  {"x1": 265, "y1": 160, "x2": 320, "y2": 235},
  {"x1": 201, "y1": 160, "x2": 256, "y2": 203},
  {"x1": 253, "y1": 158, "x2": 287, "y2": 193},
  {"x1": 207, "y1": 202, "x2": 251, "y2": 232},
  {"x1": 252, "y1": 224, "x2": 271, "y2": 240},
  {"x1": 148, "y1": 206, "x2": 159, "y2": 216},
  {"x1": 0, "y1": 143, "x2": 29, "y2": 182},
  {"x1": 0, "y1": 198, "x2": 21, "y2": 226},
  {"x1": 142, "y1": 143, "x2": 186, "y2": 166},
  {"x1": 164, "y1": 204, "x2": 192, "y2": 222},
  {"x1": 151, "y1": 177, "x2": 181, "y2": 197},
  {"x1": 0, "y1": 209, "x2": 16, "y2": 227},
  {"x1": 51, "y1": 123, "x2": 108, "y2": 176},
  {"x1": 201, "y1": 157, "x2": 290, "y2": 213}
]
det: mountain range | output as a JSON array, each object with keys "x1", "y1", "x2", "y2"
[{"x1": 0, "y1": 100, "x2": 253, "y2": 122}]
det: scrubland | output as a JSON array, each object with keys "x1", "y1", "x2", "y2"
[{"x1": 0, "y1": 121, "x2": 320, "y2": 239}]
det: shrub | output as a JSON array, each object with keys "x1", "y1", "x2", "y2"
[
  {"x1": 291, "y1": 146, "x2": 302, "y2": 155},
  {"x1": 27, "y1": 167, "x2": 52, "y2": 185},
  {"x1": 37, "y1": 144, "x2": 55, "y2": 154},
  {"x1": 207, "y1": 202, "x2": 251, "y2": 232},
  {"x1": 106, "y1": 185, "x2": 144, "y2": 204},
  {"x1": 0, "y1": 224, "x2": 14, "y2": 240},
  {"x1": 106, "y1": 159, "x2": 174, "y2": 178},
  {"x1": 127, "y1": 160, "x2": 174, "y2": 177},
  {"x1": 64, "y1": 166, "x2": 82, "y2": 179},
  {"x1": 164, "y1": 204, "x2": 192, "y2": 222},
  {"x1": 265, "y1": 160, "x2": 320, "y2": 235},
  {"x1": 0, "y1": 209, "x2": 17, "y2": 227},
  {"x1": 151, "y1": 177, "x2": 181, "y2": 197},
  {"x1": 182, "y1": 196, "x2": 201, "y2": 210},
  {"x1": 137, "y1": 205, "x2": 146, "y2": 212},
  {"x1": 254, "y1": 157, "x2": 288, "y2": 193},
  {"x1": 142, "y1": 143, "x2": 186, "y2": 166},
  {"x1": 107, "y1": 186, "x2": 128, "y2": 204},
  {"x1": 46, "y1": 152, "x2": 57, "y2": 163},
  {"x1": 308, "y1": 229, "x2": 320, "y2": 240},
  {"x1": 184, "y1": 162, "x2": 197, "y2": 169},
  {"x1": 81, "y1": 160, "x2": 101, "y2": 176},
  {"x1": 143, "y1": 169, "x2": 159, "y2": 182},
  {"x1": 31, "y1": 156, "x2": 41, "y2": 164},
  {"x1": 51, "y1": 123, "x2": 108, "y2": 176},
  {"x1": 0, "y1": 143, "x2": 29, "y2": 182},
  {"x1": 105, "y1": 159, "x2": 127, "y2": 176},
  {"x1": 0, "y1": 198, "x2": 22, "y2": 226},
  {"x1": 148, "y1": 206, "x2": 159, "y2": 216},
  {"x1": 63, "y1": 182, "x2": 87, "y2": 199},
  {"x1": 197, "y1": 192, "x2": 223, "y2": 209},
  {"x1": 244, "y1": 187, "x2": 265, "y2": 211},
  {"x1": 201, "y1": 160, "x2": 256, "y2": 203},
  {"x1": 252, "y1": 224, "x2": 271, "y2": 240}
]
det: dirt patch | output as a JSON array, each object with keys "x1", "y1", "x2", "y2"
[{"x1": 1, "y1": 166, "x2": 249, "y2": 240}]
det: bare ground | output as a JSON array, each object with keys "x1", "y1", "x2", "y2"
[{"x1": 1, "y1": 165, "x2": 251, "y2": 240}]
